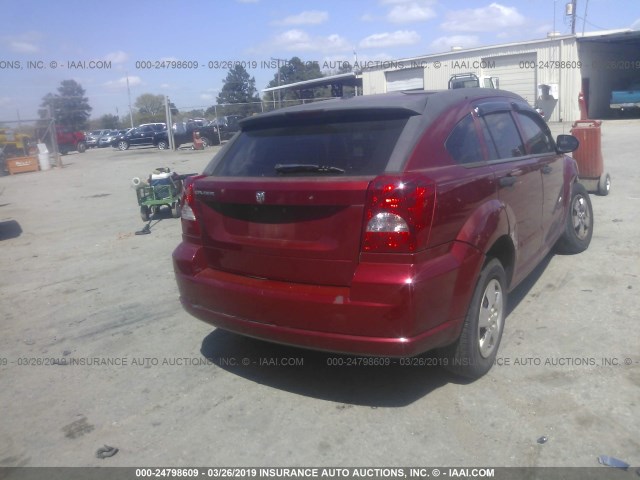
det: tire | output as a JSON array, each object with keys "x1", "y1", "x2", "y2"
[
  {"x1": 441, "y1": 258, "x2": 507, "y2": 379},
  {"x1": 157, "y1": 140, "x2": 169, "y2": 150},
  {"x1": 201, "y1": 137, "x2": 210, "y2": 148},
  {"x1": 555, "y1": 182, "x2": 593, "y2": 254},
  {"x1": 76, "y1": 142, "x2": 87, "y2": 153},
  {"x1": 171, "y1": 202, "x2": 181, "y2": 218},
  {"x1": 140, "y1": 205, "x2": 150, "y2": 222},
  {"x1": 597, "y1": 172, "x2": 611, "y2": 196},
  {"x1": 118, "y1": 140, "x2": 129, "y2": 151},
  {"x1": 59, "y1": 145, "x2": 69, "y2": 155}
]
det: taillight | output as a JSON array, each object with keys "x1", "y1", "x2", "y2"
[
  {"x1": 181, "y1": 175, "x2": 205, "y2": 240},
  {"x1": 362, "y1": 174, "x2": 435, "y2": 253}
]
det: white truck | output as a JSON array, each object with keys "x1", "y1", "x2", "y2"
[{"x1": 448, "y1": 73, "x2": 499, "y2": 89}]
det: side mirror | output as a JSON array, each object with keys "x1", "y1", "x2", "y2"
[{"x1": 556, "y1": 134, "x2": 579, "y2": 153}]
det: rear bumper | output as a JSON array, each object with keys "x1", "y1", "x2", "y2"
[{"x1": 173, "y1": 241, "x2": 483, "y2": 357}]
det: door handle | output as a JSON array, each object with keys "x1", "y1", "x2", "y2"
[
  {"x1": 542, "y1": 165, "x2": 552, "y2": 174},
  {"x1": 499, "y1": 176, "x2": 517, "y2": 187}
]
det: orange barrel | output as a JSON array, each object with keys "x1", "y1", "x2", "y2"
[
  {"x1": 570, "y1": 120, "x2": 603, "y2": 179},
  {"x1": 192, "y1": 131, "x2": 204, "y2": 150}
]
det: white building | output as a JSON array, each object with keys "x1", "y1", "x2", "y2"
[{"x1": 360, "y1": 30, "x2": 640, "y2": 122}]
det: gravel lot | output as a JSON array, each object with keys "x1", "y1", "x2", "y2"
[{"x1": 0, "y1": 122, "x2": 638, "y2": 468}]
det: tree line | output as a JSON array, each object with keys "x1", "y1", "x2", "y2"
[{"x1": 38, "y1": 56, "x2": 350, "y2": 130}]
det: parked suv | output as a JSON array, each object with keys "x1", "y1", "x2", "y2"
[
  {"x1": 110, "y1": 125, "x2": 165, "y2": 150},
  {"x1": 173, "y1": 89, "x2": 593, "y2": 379}
]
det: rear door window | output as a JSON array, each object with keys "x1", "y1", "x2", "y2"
[
  {"x1": 213, "y1": 117, "x2": 409, "y2": 177},
  {"x1": 445, "y1": 114, "x2": 484, "y2": 165},
  {"x1": 481, "y1": 112, "x2": 525, "y2": 160}
]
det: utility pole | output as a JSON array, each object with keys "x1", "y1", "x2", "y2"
[
  {"x1": 270, "y1": 57, "x2": 288, "y2": 108},
  {"x1": 47, "y1": 104, "x2": 61, "y2": 168},
  {"x1": 126, "y1": 72, "x2": 134, "y2": 128},
  {"x1": 165, "y1": 96, "x2": 175, "y2": 150},
  {"x1": 567, "y1": 0, "x2": 578, "y2": 35}
]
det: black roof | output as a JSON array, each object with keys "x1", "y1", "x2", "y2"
[{"x1": 241, "y1": 88, "x2": 527, "y2": 129}]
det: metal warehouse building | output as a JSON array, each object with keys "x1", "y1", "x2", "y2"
[{"x1": 361, "y1": 29, "x2": 640, "y2": 122}]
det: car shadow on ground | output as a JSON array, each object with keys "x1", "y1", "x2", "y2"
[
  {"x1": 200, "y1": 330, "x2": 452, "y2": 407},
  {"x1": 198, "y1": 250, "x2": 558, "y2": 406},
  {"x1": 506, "y1": 251, "x2": 554, "y2": 315},
  {"x1": 0, "y1": 219, "x2": 22, "y2": 240}
]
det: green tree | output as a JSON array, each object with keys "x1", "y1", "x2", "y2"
[
  {"x1": 100, "y1": 114, "x2": 120, "y2": 129},
  {"x1": 134, "y1": 94, "x2": 165, "y2": 123},
  {"x1": 265, "y1": 57, "x2": 328, "y2": 103},
  {"x1": 215, "y1": 64, "x2": 260, "y2": 116},
  {"x1": 38, "y1": 79, "x2": 92, "y2": 130}
]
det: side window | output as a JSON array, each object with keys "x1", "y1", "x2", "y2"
[
  {"x1": 516, "y1": 112, "x2": 555, "y2": 154},
  {"x1": 479, "y1": 120, "x2": 499, "y2": 161},
  {"x1": 481, "y1": 112, "x2": 525, "y2": 159},
  {"x1": 445, "y1": 114, "x2": 484, "y2": 165}
]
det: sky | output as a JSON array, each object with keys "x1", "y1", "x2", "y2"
[{"x1": 1, "y1": 0, "x2": 639, "y2": 124}]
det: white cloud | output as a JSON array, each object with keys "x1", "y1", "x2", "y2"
[
  {"x1": 274, "y1": 10, "x2": 329, "y2": 26},
  {"x1": 387, "y1": 2, "x2": 436, "y2": 23},
  {"x1": 359, "y1": 30, "x2": 420, "y2": 48},
  {"x1": 272, "y1": 29, "x2": 351, "y2": 53},
  {"x1": 104, "y1": 76, "x2": 142, "y2": 90},
  {"x1": 442, "y1": 3, "x2": 524, "y2": 32},
  {"x1": 10, "y1": 41, "x2": 38, "y2": 53},
  {"x1": 4, "y1": 31, "x2": 42, "y2": 53},
  {"x1": 104, "y1": 51, "x2": 128, "y2": 64},
  {"x1": 430, "y1": 35, "x2": 480, "y2": 51},
  {"x1": 273, "y1": 29, "x2": 314, "y2": 50}
]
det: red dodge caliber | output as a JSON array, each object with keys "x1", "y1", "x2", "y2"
[{"x1": 173, "y1": 89, "x2": 593, "y2": 378}]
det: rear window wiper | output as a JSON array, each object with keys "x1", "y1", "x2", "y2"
[{"x1": 275, "y1": 164, "x2": 345, "y2": 174}]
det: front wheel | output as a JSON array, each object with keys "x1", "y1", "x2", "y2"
[
  {"x1": 555, "y1": 182, "x2": 593, "y2": 254},
  {"x1": 201, "y1": 137, "x2": 210, "y2": 148},
  {"x1": 118, "y1": 140, "x2": 129, "y2": 151},
  {"x1": 157, "y1": 140, "x2": 169, "y2": 150},
  {"x1": 76, "y1": 141, "x2": 87, "y2": 153},
  {"x1": 441, "y1": 258, "x2": 507, "y2": 379}
]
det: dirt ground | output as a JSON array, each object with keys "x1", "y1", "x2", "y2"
[{"x1": 0, "y1": 122, "x2": 638, "y2": 468}]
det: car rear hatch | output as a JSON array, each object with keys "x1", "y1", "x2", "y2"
[{"x1": 190, "y1": 101, "x2": 426, "y2": 287}]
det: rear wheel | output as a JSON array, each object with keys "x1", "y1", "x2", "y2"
[
  {"x1": 555, "y1": 182, "x2": 593, "y2": 254},
  {"x1": 118, "y1": 140, "x2": 129, "y2": 151},
  {"x1": 157, "y1": 140, "x2": 169, "y2": 150},
  {"x1": 201, "y1": 137, "x2": 210, "y2": 148},
  {"x1": 597, "y1": 172, "x2": 611, "y2": 196},
  {"x1": 76, "y1": 141, "x2": 87, "y2": 153},
  {"x1": 442, "y1": 258, "x2": 507, "y2": 379}
]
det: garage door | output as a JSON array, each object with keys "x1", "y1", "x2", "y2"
[
  {"x1": 385, "y1": 68, "x2": 424, "y2": 92},
  {"x1": 484, "y1": 54, "x2": 537, "y2": 105}
]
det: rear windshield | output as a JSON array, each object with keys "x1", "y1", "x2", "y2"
[{"x1": 211, "y1": 117, "x2": 409, "y2": 177}]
